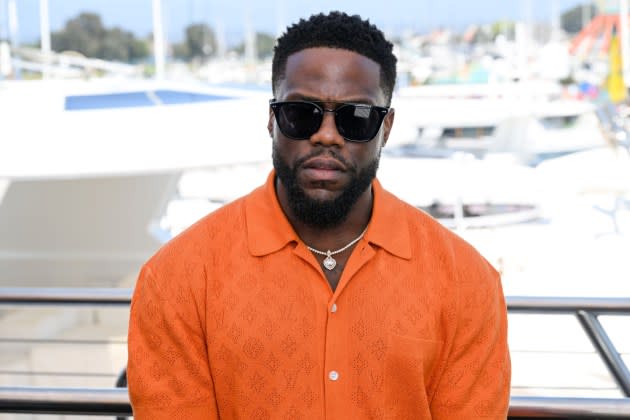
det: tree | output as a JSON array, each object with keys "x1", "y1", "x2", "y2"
[
  {"x1": 51, "y1": 12, "x2": 149, "y2": 62},
  {"x1": 233, "y1": 32, "x2": 276, "y2": 59},
  {"x1": 561, "y1": 3, "x2": 598, "y2": 34},
  {"x1": 255, "y1": 33, "x2": 275, "y2": 59},
  {"x1": 173, "y1": 23, "x2": 217, "y2": 60},
  {"x1": 489, "y1": 21, "x2": 515, "y2": 41},
  {"x1": 52, "y1": 12, "x2": 103, "y2": 58}
]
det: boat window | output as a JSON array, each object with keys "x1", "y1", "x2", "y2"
[
  {"x1": 539, "y1": 115, "x2": 579, "y2": 130},
  {"x1": 442, "y1": 126, "x2": 495, "y2": 139},
  {"x1": 65, "y1": 90, "x2": 233, "y2": 110}
]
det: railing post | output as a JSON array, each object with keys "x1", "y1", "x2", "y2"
[
  {"x1": 576, "y1": 310, "x2": 630, "y2": 397},
  {"x1": 114, "y1": 367, "x2": 128, "y2": 420}
]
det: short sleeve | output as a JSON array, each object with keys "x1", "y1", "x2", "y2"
[
  {"x1": 430, "y1": 260, "x2": 511, "y2": 419},
  {"x1": 127, "y1": 264, "x2": 219, "y2": 419}
]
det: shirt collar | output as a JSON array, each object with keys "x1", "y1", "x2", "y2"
[
  {"x1": 246, "y1": 170, "x2": 411, "y2": 260},
  {"x1": 246, "y1": 171, "x2": 298, "y2": 256},
  {"x1": 367, "y1": 178, "x2": 412, "y2": 260}
]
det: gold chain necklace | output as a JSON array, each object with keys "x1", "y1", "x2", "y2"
[{"x1": 306, "y1": 226, "x2": 368, "y2": 270}]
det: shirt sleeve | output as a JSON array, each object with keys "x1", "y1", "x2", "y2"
[
  {"x1": 127, "y1": 264, "x2": 219, "y2": 419},
  {"x1": 430, "y1": 260, "x2": 511, "y2": 419}
]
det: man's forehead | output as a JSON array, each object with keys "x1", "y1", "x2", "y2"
[
  {"x1": 278, "y1": 47, "x2": 384, "y2": 101},
  {"x1": 284, "y1": 47, "x2": 380, "y2": 71}
]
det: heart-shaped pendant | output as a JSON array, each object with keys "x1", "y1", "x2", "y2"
[{"x1": 323, "y1": 255, "x2": 337, "y2": 270}]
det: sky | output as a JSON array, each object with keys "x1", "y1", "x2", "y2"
[{"x1": 1, "y1": 0, "x2": 589, "y2": 46}]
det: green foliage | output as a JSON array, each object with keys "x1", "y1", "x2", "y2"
[
  {"x1": 233, "y1": 32, "x2": 276, "y2": 59},
  {"x1": 255, "y1": 33, "x2": 275, "y2": 59},
  {"x1": 51, "y1": 12, "x2": 149, "y2": 62},
  {"x1": 561, "y1": 3, "x2": 597, "y2": 34},
  {"x1": 490, "y1": 21, "x2": 515, "y2": 40},
  {"x1": 173, "y1": 23, "x2": 217, "y2": 60},
  {"x1": 186, "y1": 23, "x2": 216, "y2": 57},
  {"x1": 143, "y1": 64, "x2": 156, "y2": 78}
]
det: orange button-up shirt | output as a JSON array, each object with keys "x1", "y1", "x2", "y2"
[{"x1": 128, "y1": 171, "x2": 511, "y2": 419}]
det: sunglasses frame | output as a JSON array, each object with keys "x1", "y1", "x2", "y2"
[{"x1": 269, "y1": 99, "x2": 390, "y2": 143}]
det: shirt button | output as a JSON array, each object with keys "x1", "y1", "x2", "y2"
[
  {"x1": 331, "y1": 303, "x2": 338, "y2": 313},
  {"x1": 329, "y1": 370, "x2": 339, "y2": 381}
]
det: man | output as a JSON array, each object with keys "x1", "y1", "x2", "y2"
[{"x1": 128, "y1": 11, "x2": 511, "y2": 419}]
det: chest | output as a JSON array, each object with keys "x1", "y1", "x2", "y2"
[
  {"x1": 204, "y1": 255, "x2": 448, "y2": 412},
  {"x1": 205, "y1": 249, "x2": 448, "y2": 340},
  {"x1": 314, "y1": 251, "x2": 350, "y2": 292}
]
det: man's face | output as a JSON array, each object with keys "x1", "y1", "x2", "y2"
[{"x1": 269, "y1": 47, "x2": 395, "y2": 228}]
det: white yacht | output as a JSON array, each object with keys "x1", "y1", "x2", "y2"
[
  {"x1": 0, "y1": 78, "x2": 269, "y2": 287},
  {"x1": 388, "y1": 82, "x2": 609, "y2": 166}
]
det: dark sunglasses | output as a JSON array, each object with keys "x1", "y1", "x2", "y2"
[{"x1": 269, "y1": 99, "x2": 390, "y2": 142}]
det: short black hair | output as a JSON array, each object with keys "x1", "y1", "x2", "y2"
[{"x1": 272, "y1": 11, "x2": 397, "y2": 105}]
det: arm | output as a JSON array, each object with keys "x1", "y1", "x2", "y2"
[
  {"x1": 430, "y1": 259, "x2": 511, "y2": 419},
  {"x1": 127, "y1": 264, "x2": 219, "y2": 419}
]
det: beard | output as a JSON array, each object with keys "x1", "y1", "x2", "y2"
[{"x1": 272, "y1": 144, "x2": 380, "y2": 229}]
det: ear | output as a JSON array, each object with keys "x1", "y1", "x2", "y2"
[
  {"x1": 268, "y1": 107, "x2": 275, "y2": 138},
  {"x1": 381, "y1": 108, "x2": 395, "y2": 146}
]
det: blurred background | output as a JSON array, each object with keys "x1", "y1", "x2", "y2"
[{"x1": 1, "y1": 0, "x2": 630, "y2": 418}]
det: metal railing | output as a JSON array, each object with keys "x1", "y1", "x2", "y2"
[
  {"x1": 1, "y1": 287, "x2": 630, "y2": 419},
  {"x1": 1, "y1": 386, "x2": 630, "y2": 418},
  {"x1": 508, "y1": 296, "x2": 630, "y2": 398},
  {"x1": 0, "y1": 287, "x2": 132, "y2": 305}
]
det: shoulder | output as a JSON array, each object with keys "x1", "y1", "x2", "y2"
[
  {"x1": 387, "y1": 188, "x2": 499, "y2": 283},
  {"x1": 145, "y1": 196, "x2": 248, "y2": 275},
  {"x1": 395, "y1": 195, "x2": 504, "y2": 317}
]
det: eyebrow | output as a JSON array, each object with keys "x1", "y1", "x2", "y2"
[{"x1": 286, "y1": 94, "x2": 377, "y2": 105}]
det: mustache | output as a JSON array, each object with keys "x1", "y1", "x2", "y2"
[{"x1": 294, "y1": 148, "x2": 353, "y2": 172}]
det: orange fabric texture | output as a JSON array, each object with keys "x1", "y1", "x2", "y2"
[{"x1": 128, "y1": 170, "x2": 511, "y2": 419}]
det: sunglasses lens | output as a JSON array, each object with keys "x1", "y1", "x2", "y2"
[
  {"x1": 272, "y1": 101, "x2": 386, "y2": 142},
  {"x1": 275, "y1": 102, "x2": 322, "y2": 139},
  {"x1": 335, "y1": 104, "x2": 383, "y2": 142}
]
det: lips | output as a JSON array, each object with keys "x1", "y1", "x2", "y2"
[
  {"x1": 302, "y1": 157, "x2": 346, "y2": 171},
  {"x1": 300, "y1": 157, "x2": 346, "y2": 183}
]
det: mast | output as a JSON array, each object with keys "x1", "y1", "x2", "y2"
[
  {"x1": 275, "y1": 0, "x2": 286, "y2": 38},
  {"x1": 152, "y1": 0, "x2": 166, "y2": 80},
  {"x1": 517, "y1": 0, "x2": 533, "y2": 83},
  {"x1": 0, "y1": 0, "x2": 10, "y2": 78},
  {"x1": 39, "y1": 0, "x2": 51, "y2": 79},
  {"x1": 550, "y1": 0, "x2": 561, "y2": 41},
  {"x1": 215, "y1": 19, "x2": 226, "y2": 59},
  {"x1": 244, "y1": 5, "x2": 256, "y2": 64},
  {"x1": 7, "y1": 0, "x2": 19, "y2": 78},
  {"x1": 582, "y1": 3, "x2": 591, "y2": 31}
]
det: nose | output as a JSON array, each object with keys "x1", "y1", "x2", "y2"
[{"x1": 309, "y1": 109, "x2": 345, "y2": 147}]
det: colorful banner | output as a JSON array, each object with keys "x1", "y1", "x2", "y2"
[{"x1": 605, "y1": 34, "x2": 628, "y2": 102}]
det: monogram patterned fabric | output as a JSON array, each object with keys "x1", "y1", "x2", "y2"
[{"x1": 128, "y1": 171, "x2": 511, "y2": 419}]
